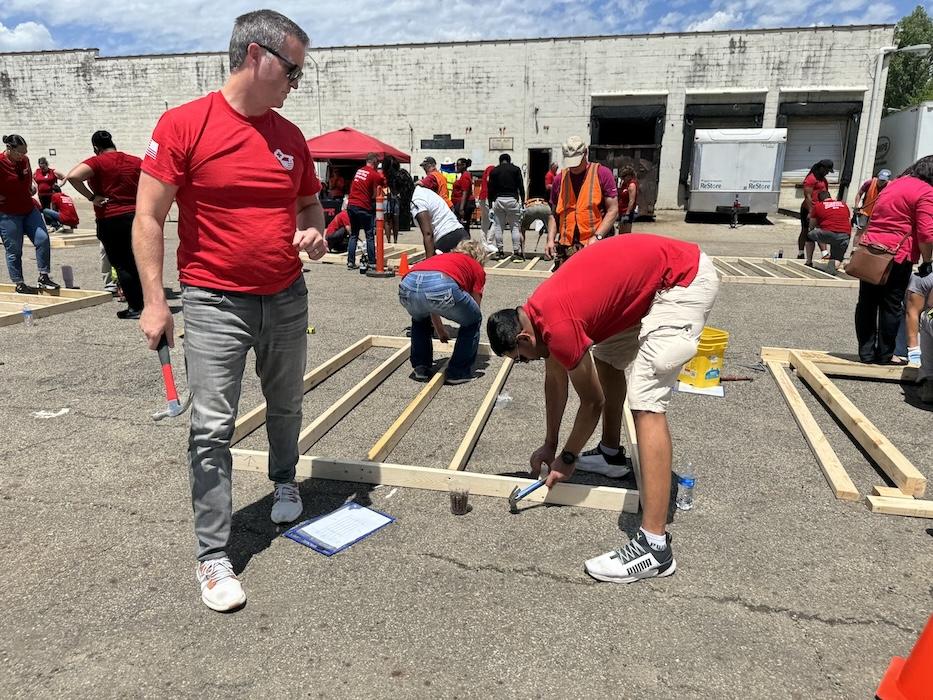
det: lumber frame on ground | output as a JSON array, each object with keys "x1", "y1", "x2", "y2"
[
  {"x1": 760, "y1": 347, "x2": 918, "y2": 383},
  {"x1": 231, "y1": 450, "x2": 641, "y2": 513},
  {"x1": 0, "y1": 284, "x2": 111, "y2": 327},
  {"x1": 766, "y1": 361, "x2": 859, "y2": 500},
  {"x1": 791, "y1": 353, "x2": 926, "y2": 497}
]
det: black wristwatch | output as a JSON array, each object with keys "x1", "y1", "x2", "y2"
[{"x1": 560, "y1": 450, "x2": 577, "y2": 465}]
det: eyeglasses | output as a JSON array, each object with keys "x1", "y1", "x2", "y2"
[{"x1": 257, "y1": 43, "x2": 303, "y2": 83}]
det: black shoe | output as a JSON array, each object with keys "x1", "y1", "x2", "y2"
[
  {"x1": 37, "y1": 274, "x2": 60, "y2": 291},
  {"x1": 511, "y1": 252, "x2": 525, "y2": 263},
  {"x1": 347, "y1": 262, "x2": 358, "y2": 270},
  {"x1": 15, "y1": 282, "x2": 39, "y2": 295},
  {"x1": 116, "y1": 308, "x2": 141, "y2": 320},
  {"x1": 796, "y1": 253, "x2": 805, "y2": 259}
]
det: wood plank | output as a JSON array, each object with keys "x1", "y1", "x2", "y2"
[
  {"x1": 622, "y1": 399, "x2": 642, "y2": 500},
  {"x1": 762, "y1": 259, "x2": 808, "y2": 278},
  {"x1": 448, "y1": 358, "x2": 514, "y2": 471},
  {"x1": 0, "y1": 288, "x2": 111, "y2": 327},
  {"x1": 231, "y1": 336, "x2": 373, "y2": 446},
  {"x1": 761, "y1": 347, "x2": 918, "y2": 382},
  {"x1": 866, "y1": 495, "x2": 933, "y2": 519},
  {"x1": 711, "y1": 259, "x2": 746, "y2": 276},
  {"x1": 297, "y1": 345, "x2": 410, "y2": 453},
  {"x1": 0, "y1": 284, "x2": 107, "y2": 299},
  {"x1": 367, "y1": 363, "x2": 447, "y2": 462},
  {"x1": 522, "y1": 258, "x2": 538, "y2": 271},
  {"x1": 717, "y1": 275, "x2": 856, "y2": 288},
  {"x1": 740, "y1": 260, "x2": 778, "y2": 277},
  {"x1": 484, "y1": 267, "x2": 551, "y2": 278},
  {"x1": 766, "y1": 361, "x2": 859, "y2": 500},
  {"x1": 784, "y1": 259, "x2": 839, "y2": 280},
  {"x1": 370, "y1": 334, "x2": 494, "y2": 357},
  {"x1": 0, "y1": 292, "x2": 65, "y2": 305},
  {"x1": 491, "y1": 257, "x2": 513, "y2": 269},
  {"x1": 872, "y1": 485, "x2": 913, "y2": 499},
  {"x1": 232, "y1": 449, "x2": 641, "y2": 513},
  {"x1": 791, "y1": 354, "x2": 926, "y2": 497}
]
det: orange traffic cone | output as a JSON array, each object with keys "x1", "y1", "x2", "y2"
[
  {"x1": 398, "y1": 252, "x2": 410, "y2": 277},
  {"x1": 877, "y1": 613, "x2": 933, "y2": 699}
]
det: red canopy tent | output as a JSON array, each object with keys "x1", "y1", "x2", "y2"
[{"x1": 306, "y1": 127, "x2": 410, "y2": 163}]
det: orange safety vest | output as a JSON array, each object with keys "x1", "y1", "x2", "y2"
[
  {"x1": 429, "y1": 171, "x2": 451, "y2": 206},
  {"x1": 859, "y1": 178, "x2": 883, "y2": 217},
  {"x1": 556, "y1": 164, "x2": 603, "y2": 246}
]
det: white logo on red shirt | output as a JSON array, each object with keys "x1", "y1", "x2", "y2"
[
  {"x1": 273, "y1": 149, "x2": 294, "y2": 171},
  {"x1": 145, "y1": 140, "x2": 159, "y2": 160}
]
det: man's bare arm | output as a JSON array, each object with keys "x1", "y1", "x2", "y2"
[{"x1": 133, "y1": 172, "x2": 178, "y2": 349}]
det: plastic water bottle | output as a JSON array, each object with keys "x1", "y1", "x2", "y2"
[
  {"x1": 22, "y1": 304, "x2": 34, "y2": 328},
  {"x1": 676, "y1": 464, "x2": 695, "y2": 511}
]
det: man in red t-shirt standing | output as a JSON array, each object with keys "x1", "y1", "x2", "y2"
[
  {"x1": 487, "y1": 234, "x2": 719, "y2": 584},
  {"x1": 66, "y1": 130, "x2": 145, "y2": 317},
  {"x1": 346, "y1": 153, "x2": 385, "y2": 270},
  {"x1": 808, "y1": 191, "x2": 852, "y2": 273},
  {"x1": 133, "y1": 10, "x2": 326, "y2": 613}
]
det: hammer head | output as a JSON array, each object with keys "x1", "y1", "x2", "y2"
[
  {"x1": 508, "y1": 486, "x2": 521, "y2": 514},
  {"x1": 151, "y1": 395, "x2": 192, "y2": 421}
]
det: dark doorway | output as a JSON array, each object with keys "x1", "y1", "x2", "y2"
[{"x1": 527, "y1": 148, "x2": 552, "y2": 199}]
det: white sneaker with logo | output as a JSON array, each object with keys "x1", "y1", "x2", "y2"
[
  {"x1": 584, "y1": 531, "x2": 676, "y2": 584},
  {"x1": 271, "y1": 481, "x2": 303, "y2": 524},
  {"x1": 576, "y1": 444, "x2": 632, "y2": 479},
  {"x1": 196, "y1": 557, "x2": 246, "y2": 611}
]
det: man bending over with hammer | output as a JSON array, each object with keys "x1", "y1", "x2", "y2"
[
  {"x1": 486, "y1": 234, "x2": 719, "y2": 582},
  {"x1": 134, "y1": 10, "x2": 326, "y2": 612}
]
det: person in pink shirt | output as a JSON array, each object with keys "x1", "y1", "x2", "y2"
[{"x1": 854, "y1": 156, "x2": 933, "y2": 363}]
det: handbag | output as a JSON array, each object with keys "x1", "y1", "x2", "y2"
[{"x1": 845, "y1": 232, "x2": 911, "y2": 285}]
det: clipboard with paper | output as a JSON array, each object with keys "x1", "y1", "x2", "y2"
[{"x1": 283, "y1": 502, "x2": 395, "y2": 556}]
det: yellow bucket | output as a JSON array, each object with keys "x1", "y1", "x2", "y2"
[{"x1": 678, "y1": 326, "x2": 729, "y2": 389}]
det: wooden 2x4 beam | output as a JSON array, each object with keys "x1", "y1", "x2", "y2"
[
  {"x1": 448, "y1": 358, "x2": 514, "y2": 471},
  {"x1": 791, "y1": 353, "x2": 926, "y2": 497},
  {"x1": 760, "y1": 347, "x2": 918, "y2": 383},
  {"x1": 232, "y1": 449, "x2": 641, "y2": 513}
]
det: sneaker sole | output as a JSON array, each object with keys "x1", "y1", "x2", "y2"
[
  {"x1": 585, "y1": 558, "x2": 677, "y2": 584},
  {"x1": 201, "y1": 590, "x2": 247, "y2": 612},
  {"x1": 576, "y1": 464, "x2": 632, "y2": 479}
]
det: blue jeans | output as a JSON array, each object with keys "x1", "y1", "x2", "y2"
[
  {"x1": 42, "y1": 208, "x2": 61, "y2": 225},
  {"x1": 0, "y1": 209, "x2": 51, "y2": 283},
  {"x1": 182, "y1": 275, "x2": 308, "y2": 561},
  {"x1": 347, "y1": 206, "x2": 375, "y2": 265},
  {"x1": 399, "y1": 271, "x2": 481, "y2": 380}
]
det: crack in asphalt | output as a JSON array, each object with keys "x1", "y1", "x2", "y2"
[{"x1": 419, "y1": 552, "x2": 592, "y2": 587}]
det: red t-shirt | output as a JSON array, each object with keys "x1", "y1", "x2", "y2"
[
  {"x1": 410, "y1": 252, "x2": 486, "y2": 295},
  {"x1": 452, "y1": 171, "x2": 474, "y2": 206},
  {"x1": 51, "y1": 192, "x2": 80, "y2": 226},
  {"x1": 544, "y1": 170, "x2": 556, "y2": 191},
  {"x1": 863, "y1": 176, "x2": 933, "y2": 265},
  {"x1": 142, "y1": 91, "x2": 321, "y2": 294},
  {"x1": 525, "y1": 234, "x2": 700, "y2": 370},
  {"x1": 82, "y1": 151, "x2": 142, "y2": 219},
  {"x1": 803, "y1": 173, "x2": 828, "y2": 205},
  {"x1": 810, "y1": 199, "x2": 851, "y2": 234},
  {"x1": 479, "y1": 165, "x2": 494, "y2": 201},
  {"x1": 326, "y1": 209, "x2": 350, "y2": 235},
  {"x1": 0, "y1": 153, "x2": 34, "y2": 215},
  {"x1": 34, "y1": 168, "x2": 59, "y2": 195},
  {"x1": 347, "y1": 164, "x2": 385, "y2": 211}
]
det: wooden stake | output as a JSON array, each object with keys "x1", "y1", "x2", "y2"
[
  {"x1": 792, "y1": 354, "x2": 926, "y2": 497},
  {"x1": 766, "y1": 361, "x2": 859, "y2": 500}
]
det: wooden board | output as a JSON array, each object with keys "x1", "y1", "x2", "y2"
[
  {"x1": 370, "y1": 334, "x2": 494, "y2": 357},
  {"x1": 760, "y1": 347, "x2": 918, "y2": 383},
  {"x1": 447, "y1": 358, "x2": 514, "y2": 471},
  {"x1": 792, "y1": 354, "x2": 926, "y2": 497},
  {"x1": 232, "y1": 449, "x2": 640, "y2": 513},
  {"x1": 622, "y1": 399, "x2": 642, "y2": 500},
  {"x1": 367, "y1": 364, "x2": 447, "y2": 462},
  {"x1": 866, "y1": 495, "x2": 933, "y2": 519},
  {"x1": 766, "y1": 361, "x2": 859, "y2": 500},
  {"x1": 297, "y1": 345, "x2": 410, "y2": 453},
  {"x1": 871, "y1": 485, "x2": 912, "y2": 499},
  {"x1": 231, "y1": 336, "x2": 373, "y2": 445},
  {"x1": 0, "y1": 284, "x2": 111, "y2": 327}
]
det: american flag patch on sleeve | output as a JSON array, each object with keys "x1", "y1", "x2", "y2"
[{"x1": 145, "y1": 140, "x2": 159, "y2": 160}]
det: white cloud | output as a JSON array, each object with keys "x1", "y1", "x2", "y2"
[
  {"x1": 686, "y1": 10, "x2": 743, "y2": 32},
  {"x1": 0, "y1": 21, "x2": 55, "y2": 51}
]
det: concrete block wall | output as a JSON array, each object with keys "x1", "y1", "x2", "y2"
[{"x1": 0, "y1": 24, "x2": 894, "y2": 211}]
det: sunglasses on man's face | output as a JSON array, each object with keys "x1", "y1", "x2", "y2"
[{"x1": 257, "y1": 43, "x2": 303, "y2": 84}]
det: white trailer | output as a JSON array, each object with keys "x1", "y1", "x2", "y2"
[
  {"x1": 874, "y1": 102, "x2": 933, "y2": 177},
  {"x1": 688, "y1": 128, "x2": 787, "y2": 215}
]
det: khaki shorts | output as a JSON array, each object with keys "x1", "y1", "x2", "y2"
[{"x1": 592, "y1": 253, "x2": 720, "y2": 412}]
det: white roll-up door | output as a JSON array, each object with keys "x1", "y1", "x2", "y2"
[{"x1": 783, "y1": 117, "x2": 845, "y2": 184}]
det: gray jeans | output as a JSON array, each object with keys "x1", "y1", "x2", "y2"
[
  {"x1": 808, "y1": 228, "x2": 850, "y2": 261},
  {"x1": 490, "y1": 197, "x2": 522, "y2": 252},
  {"x1": 182, "y1": 274, "x2": 308, "y2": 561}
]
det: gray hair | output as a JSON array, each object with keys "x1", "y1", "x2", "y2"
[{"x1": 228, "y1": 9, "x2": 309, "y2": 72}]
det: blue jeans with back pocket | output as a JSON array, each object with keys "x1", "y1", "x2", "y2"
[{"x1": 398, "y1": 271, "x2": 482, "y2": 380}]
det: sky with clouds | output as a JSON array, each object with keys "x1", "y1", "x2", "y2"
[{"x1": 0, "y1": 1, "x2": 929, "y2": 55}]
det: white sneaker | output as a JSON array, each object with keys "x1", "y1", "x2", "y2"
[
  {"x1": 576, "y1": 444, "x2": 631, "y2": 478},
  {"x1": 820, "y1": 249, "x2": 831, "y2": 260},
  {"x1": 271, "y1": 481, "x2": 303, "y2": 524},
  {"x1": 196, "y1": 557, "x2": 246, "y2": 611},
  {"x1": 584, "y1": 531, "x2": 676, "y2": 584},
  {"x1": 483, "y1": 242, "x2": 498, "y2": 254}
]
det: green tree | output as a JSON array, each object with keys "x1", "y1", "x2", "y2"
[{"x1": 885, "y1": 6, "x2": 933, "y2": 110}]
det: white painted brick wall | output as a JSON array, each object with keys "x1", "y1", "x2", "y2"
[{"x1": 0, "y1": 25, "x2": 894, "y2": 211}]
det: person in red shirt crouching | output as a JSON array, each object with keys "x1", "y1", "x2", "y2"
[
  {"x1": 807, "y1": 191, "x2": 852, "y2": 274},
  {"x1": 486, "y1": 234, "x2": 719, "y2": 584},
  {"x1": 324, "y1": 208, "x2": 352, "y2": 253},
  {"x1": 399, "y1": 240, "x2": 488, "y2": 385},
  {"x1": 42, "y1": 185, "x2": 80, "y2": 232},
  {"x1": 133, "y1": 10, "x2": 327, "y2": 613}
]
